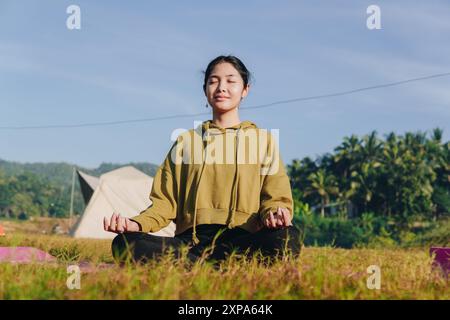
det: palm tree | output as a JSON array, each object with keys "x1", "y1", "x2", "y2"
[
  {"x1": 287, "y1": 157, "x2": 318, "y2": 205},
  {"x1": 334, "y1": 135, "x2": 362, "y2": 175},
  {"x1": 426, "y1": 128, "x2": 449, "y2": 219},
  {"x1": 332, "y1": 135, "x2": 366, "y2": 216},
  {"x1": 305, "y1": 169, "x2": 339, "y2": 218},
  {"x1": 361, "y1": 131, "x2": 383, "y2": 164},
  {"x1": 350, "y1": 131, "x2": 383, "y2": 214}
]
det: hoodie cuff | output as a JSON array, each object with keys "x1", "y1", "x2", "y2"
[{"x1": 259, "y1": 207, "x2": 275, "y2": 224}]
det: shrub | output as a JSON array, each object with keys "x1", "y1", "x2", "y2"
[{"x1": 294, "y1": 212, "x2": 396, "y2": 248}]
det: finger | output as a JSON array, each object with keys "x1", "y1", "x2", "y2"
[
  {"x1": 103, "y1": 216, "x2": 110, "y2": 231},
  {"x1": 278, "y1": 207, "x2": 287, "y2": 226},
  {"x1": 271, "y1": 211, "x2": 279, "y2": 228},
  {"x1": 110, "y1": 212, "x2": 118, "y2": 232},
  {"x1": 116, "y1": 214, "x2": 124, "y2": 233},
  {"x1": 269, "y1": 211, "x2": 276, "y2": 228},
  {"x1": 277, "y1": 206, "x2": 283, "y2": 217},
  {"x1": 264, "y1": 216, "x2": 269, "y2": 228},
  {"x1": 276, "y1": 207, "x2": 284, "y2": 227},
  {"x1": 280, "y1": 207, "x2": 288, "y2": 225},
  {"x1": 278, "y1": 207, "x2": 285, "y2": 224},
  {"x1": 281, "y1": 209, "x2": 289, "y2": 226},
  {"x1": 124, "y1": 217, "x2": 129, "y2": 231},
  {"x1": 282, "y1": 208, "x2": 292, "y2": 226},
  {"x1": 276, "y1": 216, "x2": 284, "y2": 227},
  {"x1": 266, "y1": 217, "x2": 273, "y2": 229}
]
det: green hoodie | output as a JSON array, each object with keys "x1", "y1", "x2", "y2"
[{"x1": 131, "y1": 119, "x2": 293, "y2": 244}]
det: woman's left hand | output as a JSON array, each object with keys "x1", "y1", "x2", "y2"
[{"x1": 264, "y1": 207, "x2": 293, "y2": 229}]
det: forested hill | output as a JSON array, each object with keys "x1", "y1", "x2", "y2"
[{"x1": 0, "y1": 159, "x2": 160, "y2": 187}]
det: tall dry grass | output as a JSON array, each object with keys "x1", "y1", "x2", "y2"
[{"x1": 0, "y1": 232, "x2": 447, "y2": 299}]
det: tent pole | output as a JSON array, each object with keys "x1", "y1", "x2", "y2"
[{"x1": 69, "y1": 166, "x2": 75, "y2": 227}]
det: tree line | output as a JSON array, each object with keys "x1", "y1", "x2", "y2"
[{"x1": 288, "y1": 128, "x2": 449, "y2": 226}]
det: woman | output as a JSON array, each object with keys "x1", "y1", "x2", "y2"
[{"x1": 105, "y1": 55, "x2": 301, "y2": 264}]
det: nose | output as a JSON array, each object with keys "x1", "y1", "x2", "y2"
[{"x1": 217, "y1": 81, "x2": 227, "y2": 92}]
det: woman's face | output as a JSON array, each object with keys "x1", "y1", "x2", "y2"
[{"x1": 205, "y1": 62, "x2": 249, "y2": 112}]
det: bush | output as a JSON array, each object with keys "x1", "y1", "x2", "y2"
[
  {"x1": 401, "y1": 219, "x2": 450, "y2": 247},
  {"x1": 49, "y1": 244, "x2": 81, "y2": 263},
  {"x1": 294, "y1": 212, "x2": 395, "y2": 248},
  {"x1": 294, "y1": 214, "x2": 362, "y2": 248},
  {"x1": 365, "y1": 235, "x2": 397, "y2": 249},
  {"x1": 18, "y1": 212, "x2": 29, "y2": 220}
]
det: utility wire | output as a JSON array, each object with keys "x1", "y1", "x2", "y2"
[{"x1": 1, "y1": 71, "x2": 450, "y2": 130}]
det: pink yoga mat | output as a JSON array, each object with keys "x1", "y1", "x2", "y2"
[
  {"x1": 430, "y1": 247, "x2": 449, "y2": 276},
  {"x1": 0, "y1": 247, "x2": 57, "y2": 263}
]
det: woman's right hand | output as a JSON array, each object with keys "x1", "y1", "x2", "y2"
[
  {"x1": 264, "y1": 207, "x2": 293, "y2": 229},
  {"x1": 103, "y1": 212, "x2": 140, "y2": 233}
]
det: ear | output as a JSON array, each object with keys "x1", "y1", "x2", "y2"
[{"x1": 241, "y1": 84, "x2": 250, "y2": 99}]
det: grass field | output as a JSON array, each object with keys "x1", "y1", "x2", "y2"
[{"x1": 0, "y1": 226, "x2": 448, "y2": 300}]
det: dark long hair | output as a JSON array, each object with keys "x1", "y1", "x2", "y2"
[{"x1": 202, "y1": 55, "x2": 252, "y2": 93}]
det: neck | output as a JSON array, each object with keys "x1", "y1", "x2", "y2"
[{"x1": 212, "y1": 107, "x2": 241, "y2": 128}]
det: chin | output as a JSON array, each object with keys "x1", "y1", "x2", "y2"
[{"x1": 211, "y1": 102, "x2": 237, "y2": 112}]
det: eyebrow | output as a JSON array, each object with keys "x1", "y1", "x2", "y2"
[{"x1": 209, "y1": 74, "x2": 238, "y2": 78}]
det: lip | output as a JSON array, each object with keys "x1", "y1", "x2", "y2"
[{"x1": 214, "y1": 96, "x2": 230, "y2": 101}]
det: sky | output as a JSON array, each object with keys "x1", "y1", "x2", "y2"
[{"x1": 1, "y1": 0, "x2": 449, "y2": 169}]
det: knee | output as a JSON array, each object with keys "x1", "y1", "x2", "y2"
[
  {"x1": 112, "y1": 233, "x2": 124, "y2": 246},
  {"x1": 285, "y1": 226, "x2": 302, "y2": 255},
  {"x1": 111, "y1": 233, "x2": 139, "y2": 262},
  {"x1": 268, "y1": 226, "x2": 302, "y2": 255},
  {"x1": 266, "y1": 226, "x2": 300, "y2": 239},
  {"x1": 112, "y1": 233, "x2": 131, "y2": 250},
  {"x1": 111, "y1": 234, "x2": 126, "y2": 261},
  {"x1": 286, "y1": 225, "x2": 301, "y2": 241}
]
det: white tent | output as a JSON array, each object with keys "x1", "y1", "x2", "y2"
[
  {"x1": 70, "y1": 166, "x2": 176, "y2": 239},
  {"x1": 77, "y1": 170, "x2": 99, "y2": 204}
]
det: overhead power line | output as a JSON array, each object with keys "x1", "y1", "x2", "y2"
[{"x1": 1, "y1": 71, "x2": 450, "y2": 130}]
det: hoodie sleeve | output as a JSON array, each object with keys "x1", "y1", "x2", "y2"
[
  {"x1": 259, "y1": 134, "x2": 294, "y2": 224},
  {"x1": 130, "y1": 142, "x2": 179, "y2": 233}
]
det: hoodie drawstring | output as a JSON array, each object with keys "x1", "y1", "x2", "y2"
[
  {"x1": 227, "y1": 128, "x2": 241, "y2": 229},
  {"x1": 191, "y1": 129, "x2": 209, "y2": 245}
]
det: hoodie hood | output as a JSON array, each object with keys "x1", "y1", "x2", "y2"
[{"x1": 198, "y1": 119, "x2": 258, "y2": 135}]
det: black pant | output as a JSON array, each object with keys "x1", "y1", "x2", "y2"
[{"x1": 111, "y1": 224, "x2": 302, "y2": 264}]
